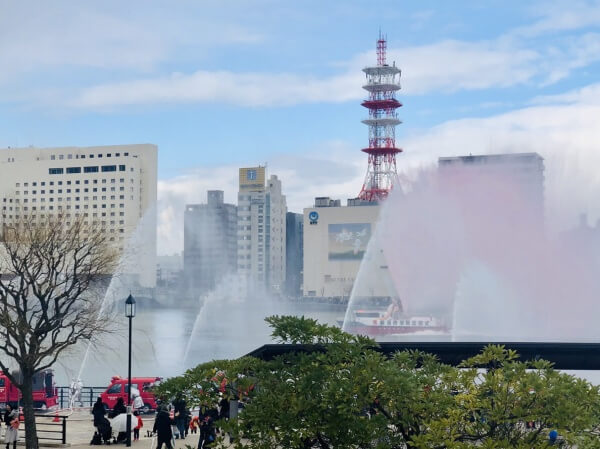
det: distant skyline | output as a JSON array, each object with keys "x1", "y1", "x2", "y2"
[{"x1": 2, "y1": 0, "x2": 600, "y2": 254}]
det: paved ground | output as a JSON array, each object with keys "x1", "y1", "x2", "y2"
[{"x1": 29, "y1": 409, "x2": 219, "y2": 448}]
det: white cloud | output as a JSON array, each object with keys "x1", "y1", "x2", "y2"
[
  {"x1": 156, "y1": 82, "x2": 600, "y2": 254},
  {"x1": 68, "y1": 30, "x2": 600, "y2": 108},
  {"x1": 515, "y1": 0, "x2": 600, "y2": 37},
  {"x1": 0, "y1": 0, "x2": 263, "y2": 82},
  {"x1": 2, "y1": 0, "x2": 600, "y2": 108},
  {"x1": 70, "y1": 70, "x2": 362, "y2": 108}
]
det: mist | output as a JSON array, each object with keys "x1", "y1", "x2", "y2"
[{"x1": 346, "y1": 154, "x2": 600, "y2": 342}]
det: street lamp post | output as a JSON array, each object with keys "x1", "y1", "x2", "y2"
[{"x1": 125, "y1": 294, "x2": 136, "y2": 447}]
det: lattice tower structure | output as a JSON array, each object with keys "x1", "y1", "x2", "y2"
[{"x1": 358, "y1": 34, "x2": 402, "y2": 202}]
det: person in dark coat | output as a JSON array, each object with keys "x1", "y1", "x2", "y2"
[
  {"x1": 153, "y1": 406, "x2": 174, "y2": 449},
  {"x1": 111, "y1": 397, "x2": 126, "y2": 418},
  {"x1": 218, "y1": 397, "x2": 230, "y2": 421},
  {"x1": 184, "y1": 408, "x2": 192, "y2": 438},
  {"x1": 173, "y1": 395, "x2": 187, "y2": 439},
  {"x1": 91, "y1": 397, "x2": 106, "y2": 426},
  {"x1": 198, "y1": 406, "x2": 218, "y2": 448}
]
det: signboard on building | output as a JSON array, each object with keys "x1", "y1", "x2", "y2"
[{"x1": 328, "y1": 223, "x2": 371, "y2": 260}]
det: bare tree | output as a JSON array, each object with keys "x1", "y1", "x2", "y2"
[{"x1": 0, "y1": 215, "x2": 119, "y2": 449}]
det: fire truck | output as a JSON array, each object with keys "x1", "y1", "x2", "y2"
[{"x1": 0, "y1": 370, "x2": 58, "y2": 410}]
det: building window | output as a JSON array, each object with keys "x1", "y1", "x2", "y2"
[
  {"x1": 84, "y1": 166, "x2": 99, "y2": 173},
  {"x1": 66, "y1": 167, "x2": 81, "y2": 174},
  {"x1": 49, "y1": 168, "x2": 64, "y2": 175},
  {"x1": 119, "y1": 165, "x2": 126, "y2": 171},
  {"x1": 102, "y1": 165, "x2": 117, "y2": 172}
]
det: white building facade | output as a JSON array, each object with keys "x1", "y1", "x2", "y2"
[
  {"x1": 303, "y1": 199, "x2": 385, "y2": 300},
  {"x1": 237, "y1": 166, "x2": 287, "y2": 295},
  {"x1": 0, "y1": 144, "x2": 157, "y2": 287}
]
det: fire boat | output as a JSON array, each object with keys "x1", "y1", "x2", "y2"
[
  {"x1": 341, "y1": 310, "x2": 447, "y2": 336},
  {"x1": 340, "y1": 296, "x2": 448, "y2": 336}
]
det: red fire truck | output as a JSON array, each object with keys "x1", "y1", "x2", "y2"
[
  {"x1": 100, "y1": 376, "x2": 162, "y2": 414},
  {"x1": 0, "y1": 370, "x2": 58, "y2": 410}
]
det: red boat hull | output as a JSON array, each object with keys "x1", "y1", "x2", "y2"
[{"x1": 344, "y1": 323, "x2": 448, "y2": 336}]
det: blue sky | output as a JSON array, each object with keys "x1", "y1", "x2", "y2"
[{"x1": 2, "y1": 0, "x2": 600, "y2": 254}]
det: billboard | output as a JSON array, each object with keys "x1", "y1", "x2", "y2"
[{"x1": 328, "y1": 223, "x2": 371, "y2": 260}]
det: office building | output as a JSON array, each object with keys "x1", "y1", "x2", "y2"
[
  {"x1": 0, "y1": 144, "x2": 157, "y2": 287},
  {"x1": 237, "y1": 166, "x2": 287, "y2": 295},
  {"x1": 183, "y1": 190, "x2": 237, "y2": 297},
  {"x1": 303, "y1": 198, "x2": 386, "y2": 300},
  {"x1": 285, "y1": 212, "x2": 303, "y2": 297}
]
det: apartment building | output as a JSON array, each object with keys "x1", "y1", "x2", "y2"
[{"x1": 237, "y1": 166, "x2": 287, "y2": 295}]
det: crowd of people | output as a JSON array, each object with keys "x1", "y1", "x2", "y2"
[
  {"x1": 90, "y1": 394, "x2": 231, "y2": 448},
  {"x1": 153, "y1": 395, "x2": 231, "y2": 449}
]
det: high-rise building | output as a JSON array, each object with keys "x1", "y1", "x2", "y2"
[
  {"x1": 237, "y1": 166, "x2": 287, "y2": 295},
  {"x1": 0, "y1": 144, "x2": 157, "y2": 287},
  {"x1": 285, "y1": 212, "x2": 303, "y2": 297},
  {"x1": 183, "y1": 190, "x2": 237, "y2": 297},
  {"x1": 438, "y1": 152, "x2": 545, "y2": 222}
]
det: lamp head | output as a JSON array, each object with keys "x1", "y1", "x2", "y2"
[{"x1": 125, "y1": 294, "x2": 136, "y2": 318}]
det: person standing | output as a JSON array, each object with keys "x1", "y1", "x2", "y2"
[
  {"x1": 173, "y1": 395, "x2": 186, "y2": 439},
  {"x1": 153, "y1": 406, "x2": 174, "y2": 449},
  {"x1": 198, "y1": 405, "x2": 218, "y2": 449},
  {"x1": 75, "y1": 379, "x2": 83, "y2": 407},
  {"x1": 133, "y1": 411, "x2": 143, "y2": 441},
  {"x1": 91, "y1": 397, "x2": 106, "y2": 426},
  {"x1": 189, "y1": 415, "x2": 199, "y2": 434},
  {"x1": 3, "y1": 404, "x2": 18, "y2": 449}
]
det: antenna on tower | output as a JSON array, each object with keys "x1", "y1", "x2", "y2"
[{"x1": 376, "y1": 31, "x2": 387, "y2": 66}]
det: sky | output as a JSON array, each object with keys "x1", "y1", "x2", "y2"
[{"x1": 2, "y1": 0, "x2": 600, "y2": 255}]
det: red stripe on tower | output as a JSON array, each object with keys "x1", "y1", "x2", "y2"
[{"x1": 358, "y1": 32, "x2": 402, "y2": 202}]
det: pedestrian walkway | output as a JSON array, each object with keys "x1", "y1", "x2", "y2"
[{"x1": 38, "y1": 409, "x2": 231, "y2": 448}]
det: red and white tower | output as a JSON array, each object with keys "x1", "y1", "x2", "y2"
[{"x1": 358, "y1": 33, "x2": 402, "y2": 202}]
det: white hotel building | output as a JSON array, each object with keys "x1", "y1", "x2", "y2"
[{"x1": 0, "y1": 144, "x2": 157, "y2": 287}]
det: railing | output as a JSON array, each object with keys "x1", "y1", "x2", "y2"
[
  {"x1": 56, "y1": 386, "x2": 106, "y2": 409},
  {"x1": 20, "y1": 414, "x2": 68, "y2": 445}
]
